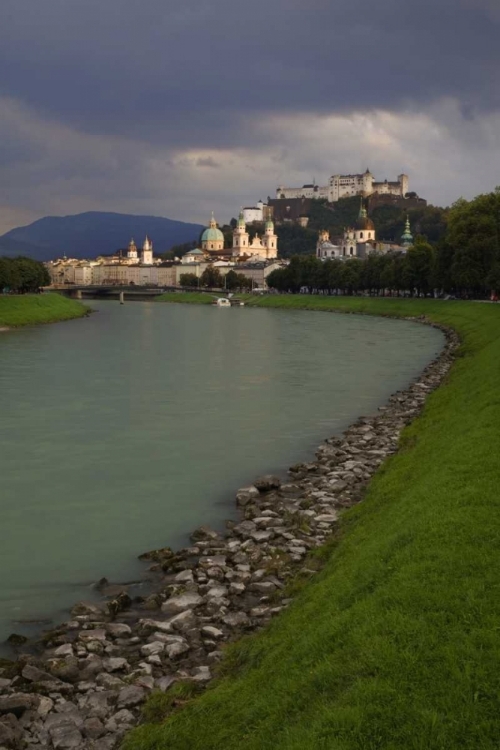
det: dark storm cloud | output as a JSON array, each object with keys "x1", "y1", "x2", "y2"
[
  {"x1": 1, "y1": 0, "x2": 499, "y2": 149},
  {"x1": 1, "y1": 0, "x2": 500, "y2": 232}
]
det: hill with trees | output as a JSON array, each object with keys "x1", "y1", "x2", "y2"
[
  {"x1": 231, "y1": 198, "x2": 448, "y2": 259},
  {"x1": 265, "y1": 188, "x2": 500, "y2": 298}
]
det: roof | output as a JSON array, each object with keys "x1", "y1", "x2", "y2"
[
  {"x1": 201, "y1": 226, "x2": 224, "y2": 242},
  {"x1": 356, "y1": 216, "x2": 375, "y2": 230},
  {"x1": 186, "y1": 248, "x2": 205, "y2": 255}
]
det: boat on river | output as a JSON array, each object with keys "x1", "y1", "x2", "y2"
[{"x1": 213, "y1": 297, "x2": 245, "y2": 307}]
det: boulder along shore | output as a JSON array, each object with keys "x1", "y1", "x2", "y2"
[{"x1": 0, "y1": 317, "x2": 458, "y2": 750}]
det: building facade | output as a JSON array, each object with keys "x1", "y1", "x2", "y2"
[{"x1": 277, "y1": 170, "x2": 409, "y2": 203}]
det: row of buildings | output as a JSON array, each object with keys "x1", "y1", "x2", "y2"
[
  {"x1": 276, "y1": 169, "x2": 409, "y2": 203},
  {"x1": 316, "y1": 204, "x2": 414, "y2": 260},
  {"x1": 46, "y1": 213, "x2": 285, "y2": 289}
]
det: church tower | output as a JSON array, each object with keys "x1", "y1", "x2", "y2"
[
  {"x1": 401, "y1": 216, "x2": 414, "y2": 247},
  {"x1": 142, "y1": 236, "x2": 153, "y2": 265},
  {"x1": 127, "y1": 238, "x2": 138, "y2": 261},
  {"x1": 263, "y1": 218, "x2": 278, "y2": 259},
  {"x1": 232, "y1": 211, "x2": 249, "y2": 257},
  {"x1": 354, "y1": 199, "x2": 375, "y2": 243}
]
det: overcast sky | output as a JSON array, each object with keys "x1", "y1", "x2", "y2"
[{"x1": 1, "y1": 0, "x2": 499, "y2": 233}]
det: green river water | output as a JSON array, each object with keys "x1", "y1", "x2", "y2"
[{"x1": 0, "y1": 301, "x2": 443, "y2": 646}]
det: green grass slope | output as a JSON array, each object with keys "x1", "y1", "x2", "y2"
[
  {"x1": 155, "y1": 291, "x2": 214, "y2": 305},
  {"x1": 0, "y1": 293, "x2": 88, "y2": 327},
  {"x1": 128, "y1": 297, "x2": 500, "y2": 750}
]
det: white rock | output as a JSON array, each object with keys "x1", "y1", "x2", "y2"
[
  {"x1": 140, "y1": 641, "x2": 165, "y2": 657},
  {"x1": 103, "y1": 658, "x2": 128, "y2": 673},
  {"x1": 167, "y1": 609, "x2": 197, "y2": 632},
  {"x1": 191, "y1": 666, "x2": 212, "y2": 683},
  {"x1": 37, "y1": 696, "x2": 54, "y2": 717},
  {"x1": 201, "y1": 626, "x2": 224, "y2": 639},
  {"x1": 314, "y1": 513, "x2": 338, "y2": 524},
  {"x1": 174, "y1": 569, "x2": 194, "y2": 584},
  {"x1": 229, "y1": 581, "x2": 246, "y2": 595},
  {"x1": 206, "y1": 585, "x2": 228, "y2": 599},
  {"x1": 161, "y1": 592, "x2": 203, "y2": 616},
  {"x1": 106, "y1": 622, "x2": 132, "y2": 638},
  {"x1": 54, "y1": 644, "x2": 74, "y2": 657},
  {"x1": 79, "y1": 629, "x2": 106, "y2": 642},
  {"x1": 166, "y1": 641, "x2": 190, "y2": 659}
]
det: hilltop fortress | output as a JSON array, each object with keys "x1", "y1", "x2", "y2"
[{"x1": 276, "y1": 169, "x2": 409, "y2": 203}]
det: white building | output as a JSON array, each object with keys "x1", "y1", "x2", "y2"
[
  {"x1": 127, "y1": 238, "x2": 138, "y2": 261},
  {"x1": 276, "y1": 183, "x2": 329, "y2": 201},
  {"x1": 316, "y1": 231, "x2": 342, "y2": 260},
  {"x1": 142, "y1": 236, "x2": 153, "y2": 265},
  {"x1": 278, "y1": 170, "x2": 409, "y2": 203},
  {"x1": 232, "y1": 212, "x2": 278, "y2": 260},
  {"x1": 242, "y1": 201, "x2": 265, "y2": 224},
  {"x1": 316, "y1": 202, "x2": 378, "y2": 260}
]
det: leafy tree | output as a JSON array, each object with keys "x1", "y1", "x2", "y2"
[
  {"x1": 179, "y1": 272, "x2": 199, "y2": 287},
  {"x1": 0, "y1": 257, "x2": 49, "y2": 292},
  {"x1": 236, "y1": 274, "x2": 252, "y2": 290},
  {"x1": 200, "y1": 265, "x2": 223, "y2": 288},
  {"x1": 405, "y1": 238, "x2": 434, "y2": 295},
  {"x1": 340, "y1": 259, "x2": 361, "y2": 295},
  {"x1": 224, "y1": 270, "x2": 240, "y2": 290},
  {"x1": 486, "y1": 263, "x2": 500, "y2": 295}
]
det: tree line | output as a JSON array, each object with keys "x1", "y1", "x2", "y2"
[
  {"x1": 0, "y1": 257, "x2": 50, "y2": 293},
  {"x1": 266, "y1": 190, "x2": 500, "y2": 298},
  {"x1": 180, "y1": 267, "x2": 253, "y2": 290}
]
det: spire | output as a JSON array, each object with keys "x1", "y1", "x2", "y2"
[
  {"x1": 210, "y1": 211, "x2": 217, "y2": 228},
  {"x1": 401, "y1": 214, "x2": 414, "y2": 246},
  {"x1": 358, "y1": 197, "x2": 367, "y2": 219}
]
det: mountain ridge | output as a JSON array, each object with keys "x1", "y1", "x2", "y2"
[{"x1": 0, "y1": 211, "x2": 205, "y2": 261}]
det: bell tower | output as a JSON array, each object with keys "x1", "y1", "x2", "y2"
[
  {"x1": 263, "y1": 219, "x2": 278, "y2": 259},
  {"x1": 142, "y1": 236, "x2": 153, "y2": 265},
  {"x1": 232, "y1": 210, "x2": 249, "y2": 256}
]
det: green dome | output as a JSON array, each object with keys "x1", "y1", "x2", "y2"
[{"x1": 201, "y1": 226, "x2": 224, "y2": 242}]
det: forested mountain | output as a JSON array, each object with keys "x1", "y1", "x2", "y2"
[{"x1": 0, "y1": 212, "x2": 204, "y2": 261}]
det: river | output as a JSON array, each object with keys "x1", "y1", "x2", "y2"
[{"x1": 0, "y1": 301, "x2": 444, "y2": 645}]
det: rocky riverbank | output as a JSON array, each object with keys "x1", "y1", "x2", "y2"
[{"x1": 0, "y1": 318, "x2": 458, "y2": 750}]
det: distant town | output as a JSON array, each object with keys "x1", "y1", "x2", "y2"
[{"x1": 46, "y1": 169, "x2": 420, "y2": 290}]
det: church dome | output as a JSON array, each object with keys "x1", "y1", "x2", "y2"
[
  {"x1": 355, "y1": 202, "x2": 375, "y2": 231},
  {"x1": 201, "y1": 213, "x2": 224, "y2": 243},
  {"x1": 356, "y1": 215, "x2": 375, "y2": 231},
  {"x1": 201, "y1": 226, "x2": 224, "y2": 242}
]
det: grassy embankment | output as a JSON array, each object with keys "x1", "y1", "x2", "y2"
[
  {"x1": 0, "y1": 293, "x2": 88, "y2": 327},
  {"x1": 129, "y1": 295, "x2": 500, "y2": 750}
]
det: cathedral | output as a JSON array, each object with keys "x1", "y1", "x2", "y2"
[
  {"x1": 126, "y1": 236, "x2": 154, "y2": 265},
  {"x1": 316, "y1": 201, "x2": 376, "y2": 260},
  {"x1": 199, "y1": 212, "x2": 278, "y2": 261}
]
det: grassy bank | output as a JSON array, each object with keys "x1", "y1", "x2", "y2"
[
  {"x1": 128, "y1": 296, "x2": 500, "y2": 750},
  {"x1": 0, "y1": 293, "x2": 88, "y2": 327},
  {"x1": 155, "y1": 291, "x2": 214, "y2": 305}
]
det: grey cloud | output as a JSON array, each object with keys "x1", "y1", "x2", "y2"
[
  {"x1": 195, "y1": 157, "x2": 220, "y2": 168},
  {"x1": 0, "y1": 0, "x2": 500, "y2": 232},
  {"x1": 0, "y1": 0, "x2": 499, "y2": 151}
]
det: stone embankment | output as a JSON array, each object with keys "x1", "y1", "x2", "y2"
[{"x1": 0, "y1": 319, "x2": 458, "y2": 750}]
